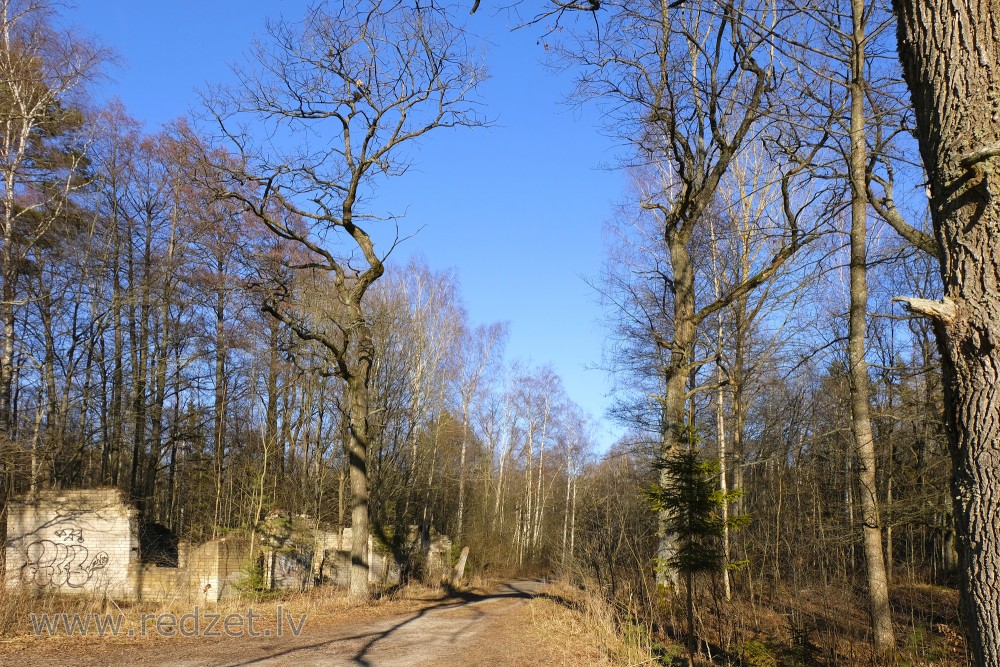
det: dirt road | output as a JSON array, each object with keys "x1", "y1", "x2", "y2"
[
  {"x1": 212, "y1": 580, "x2": 546, "y2": 667},
  {"x1": 4, "y1": 580, "x2": 552, "y2": 667}
]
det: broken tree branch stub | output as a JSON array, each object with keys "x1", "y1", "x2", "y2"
[{"x1": 892, "y1": 296, "x2": 958, "y2": 323}]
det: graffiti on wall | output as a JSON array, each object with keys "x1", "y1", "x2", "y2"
[{"x1": 21, "y1": 525, "x2": 110, "y2": 589}]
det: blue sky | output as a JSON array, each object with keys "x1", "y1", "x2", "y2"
[{"x1": 65, "y1": 1, "x2": 626, "y2": 450}]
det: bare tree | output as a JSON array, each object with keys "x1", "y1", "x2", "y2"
[
  {"x1": 207, "y1": 0, "x2": 485, "y2": 599},
  {"x1": 575, "y1": 0, "x2": 814, "y2": 588},
  {"x1": 0, "y1": 0, "x2": 105, "y2": 436},
  {"x1": 456, "y1": 321, "x2": 506, "y2": 542},
  {"x1": 844, "y1": 0, "x2": 895, "y2": 651}
]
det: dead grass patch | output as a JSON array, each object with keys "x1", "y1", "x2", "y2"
[
  {"x1": 534, "y1": 579, "x2": 669, "y2": 666},
  {"x1": 0, "y1": 580, "x2": 457, "y2": 647},
  {"x1": 664, "y1": 580, "x2": 969, "y2": 666}
]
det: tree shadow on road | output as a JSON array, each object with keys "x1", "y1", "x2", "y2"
[{"x1": 221, "y1": 580, "x2": 541, "y2": 666}]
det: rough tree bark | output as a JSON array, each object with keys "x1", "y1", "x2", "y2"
[
  {"x1": 345, "y1": 324, "x2": 374, "y2": 600},
  {"x1": 892, "y1": 0, "x2": 1000, "y2": 662}
]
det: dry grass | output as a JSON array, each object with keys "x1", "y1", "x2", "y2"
[
  {"x1": 0, "y1": 580, "x2": 458, "y2": 645},
  {"x1": 663, "y1": 579, "x2": 969, "y2": 666},
  {"x1": 5, "y1": 576, "x2": 965, "y2": 666},
  {"x1": 1, "y1": 578, "x2": 643, "y2": 666},
  {"x1": 532, "y1": 579, "x2": 668, "y2": 666}
]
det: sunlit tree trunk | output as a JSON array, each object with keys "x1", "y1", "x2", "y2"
[
  {"x1": 893, "y1": 0, "x2": 1000, "y2": 660},
  {"x1": 847, "y1": 0, "x2": 895, "y2": 653},
  {"x1": 346, "y1": 328, "x2": 373, "y2": 600}
]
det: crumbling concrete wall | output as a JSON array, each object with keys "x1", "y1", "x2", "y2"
[
  {"x1": 272, "y1": 524, "x2": 403, "y2": 590},
  {"x1": 258, "y1": 510, "x2": 317, "y2": 592},
  {"x1": 312, "y1": 527, "x2": 450, "y2": 589},
  {"x1": 269, "y1": 548, "x2": 314, "y2": 592},
  {"x1": 134, "y1": 536, "x2": 250, "y2": 603},
  {"x1": 190, "y1": 537, "x2": 249, "y2": 602},
  {"x1": 312, "y1": 527, "x2": 368, "y2": 588},
  {"x1": 3, "y1": 489, "x2": 252, "y2": 603},
  {"x1": 426, "y1": 533, "x2": 453, "y2": 582},
  {"x1": 5, "y1": 490, "x2": 452, "y2": 600},
  {"x1": 4, "y1": 488, "x2": 139, "y2": 599}
]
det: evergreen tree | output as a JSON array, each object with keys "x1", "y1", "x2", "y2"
[{"x1": 649, "y1": 449, "x2": 745, "y2": 662}]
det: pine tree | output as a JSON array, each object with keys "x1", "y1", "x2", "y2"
[{"x1": 649, "y1": 449, "x2": 745, "y2": 662}]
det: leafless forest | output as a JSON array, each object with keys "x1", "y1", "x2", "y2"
[{"x1": 2, "y1": 0, "x2": 998, "y2": 664}]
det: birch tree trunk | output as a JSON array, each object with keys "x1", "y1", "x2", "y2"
[
  {"x1": 715, "y1": 362, "x2": 731, "y2": 602},
  {"x1": 457, "y1": 323, "x2": 504, "y2": 542}
]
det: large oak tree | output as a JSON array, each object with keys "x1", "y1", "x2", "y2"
[
  {"x1": 892, "y1": 0, "x2": 1000, "y2": 662},
  {"x1": 208, "y1": 0, "x2": 485, "y2": 599}
]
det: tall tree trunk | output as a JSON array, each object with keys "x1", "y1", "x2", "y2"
[
  {"x1": 143, "y1": 332, "x2": 169, "y2": 508},
  {"x1": 715, "y1": 363, "x2": 732, "y2": 602},
  {"x1": 457, "y1": 407, "x2": 469, "y2": 542},
  {"x1": 0, "y1": 192, "x2": 17, "y2": 438},
  {"x1": 39, "y1": 289, "x2": 60, "y2": 482},
  {"x1": 709, "y1": 217, "x2": 732, "y2": 602},
  {"x1": 212, "y1": 268, "x2": 228, "y2": 534},
  {"x1": 166, "y1": 352, "x2": 182, "y2": 530},
  {"x1": 457, "y1": 325, "x2": 502, "y2": 543},
  {"x1": 848, "y1": 0, "x2": 895, "y2": 653},
  {"x1": 569, "y1": 473, "x2": 577, "y2": 561},
  {"x1": 521, "y1": 416, "x2": 534, "y2": 564},
  {"x1": 128, "y1": 221, "x2": 153, "y2": 503},
  {"x1": 893, "y1": 0, "x2": 1000, "y2": 661},
  {"x1": 656, "y1": 239, "x2": 697, "y2": 589},
  {"x1": 106, "y1": 216, "x2": 125, "y2": 487},
  {"x1": 346, "y1": 317, "x2": 374, "y2": 600},
  {"x1": 561, "y1": 451, "x2": 572, "y2": 565},
  {"x1": 264, "y1": 321, "x2": 282, "y2": 476},
  {"x1": 144, "y1": 203, "x2": 179, "y2": 511},
  {"x1": 532, "y1": 404, "x2": 548, "y2": 554}
]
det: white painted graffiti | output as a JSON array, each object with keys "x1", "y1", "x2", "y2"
[{"x1": 21, "y1": 525, "x2": 110, "y2": 589}]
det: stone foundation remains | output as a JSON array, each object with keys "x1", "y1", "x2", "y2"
[{"x1": 4, "y1": 489, "x2": 453, "y2": 602}]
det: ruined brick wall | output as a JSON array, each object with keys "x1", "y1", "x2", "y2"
[
  {"x1": 313, "y1": 527, "x2": 403, "y2": 588},
  {"x1": 3, "y1": 489, "x2": 262, "y2": 603},
  {"x1": 189, "y1": 536, "x2": 249, "y2": 602},
  {"x1": 5, "y1": 491, "x2": 444, "y2": 600},
  {"x1": 135, "y1": 536, "x2": 250, "y2": 603},
  {"x1": 3, "y1": 488, "x2": 139, "y2": 599}
]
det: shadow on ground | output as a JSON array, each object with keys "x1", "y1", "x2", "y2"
[{"x1": 221, "y1": 580, "x2": 541, "y2": 667}]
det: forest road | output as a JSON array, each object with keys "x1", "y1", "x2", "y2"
[
  {"x1": 7, "y1": 579, "x2": 549, "y2": 667},
  {"x1": 210, "y1": 579, "x2": 546, "y2": 667}
]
